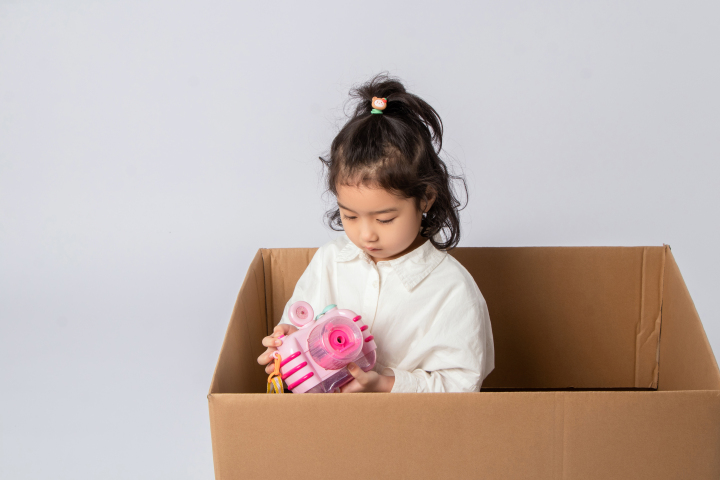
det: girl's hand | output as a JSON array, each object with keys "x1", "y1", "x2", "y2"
[
  {"x1": 257, "y1": 324, "x2": 298, "y2": 375},
  {"x1": 338, "y1": 363, "x2": 395, "y2": 393}
]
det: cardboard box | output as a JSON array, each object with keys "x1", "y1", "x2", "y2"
[{"x1": 208, "y1": 245, "x2": 720, "y2": 479}]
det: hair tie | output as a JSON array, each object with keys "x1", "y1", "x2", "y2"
[{"x1": 371, "y1": 97, "x2": 387, "y2": 114}]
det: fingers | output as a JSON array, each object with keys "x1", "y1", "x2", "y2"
[
  {"x1": 258, "y1": 324, "x2": 298, "y2": 368},
  {"x1": 257, "y1": 347, "x2": 274, "y2": 365},
  {"x1": 345, "y1": 364, "x2": 384, "y2": 392},
  {"x1": 262, "y1": 335, "x2": 283, "y2": 348},
  {"x1": 260, "y1": 327, "x2": 289, "y2": 352},
  {"x1": 273, "y1": 324, "x2": 299, "y2": 336},
  {"x1": 339, "y1": 365, "x2": 365, "y2": 393},
  {"x1": 346, "y1": 363, "x2": 366, "y2": 385},
  {"x1": 340, "y1": 379, "x2": 360, "y2": 393},
  {"x1": 258, "y1": 331, "x2": 284, "y2": 365}
]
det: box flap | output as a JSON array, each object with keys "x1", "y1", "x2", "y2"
[
  {"x1": 450, "y1": 247, "x2": 665, "y2": 389},
  {"x1": 208, "y1": 249, "x2": 268, "y2": 395},
  {"x1": 657, "y1": 247, "x2": 720, "y2": 390},
  {"x1": 635, "y1": 246, "x2": 665, "y2": 388},
  {"x1": 261, "y1": 248, "x2": 318, "y2": 334}
]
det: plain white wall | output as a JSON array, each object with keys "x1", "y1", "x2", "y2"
[{"x1": 1, "y1": 1, "x2": 718, "y2": 478}]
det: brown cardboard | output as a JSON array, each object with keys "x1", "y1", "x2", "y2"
[
  {"x1": 656, "y1": 249, "x2": 720, "y2": 391},
  {"x1": 209, "y1": 245, "x2": 720, "y2": 479}
]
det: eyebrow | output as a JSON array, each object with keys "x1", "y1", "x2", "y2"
[{"x1": 337, "y1": 202, "x2": 399, "y2": 215}]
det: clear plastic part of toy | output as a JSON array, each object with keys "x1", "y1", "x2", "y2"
[
  {"x1": 307, "y1": 316, "x2": 364, "y2": 370},
  {"x1": 304, "y1": 351, "x2": 377, "y2": 393}
]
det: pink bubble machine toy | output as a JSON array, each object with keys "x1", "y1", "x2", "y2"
[{"x1": 273, "y1": 302, "x2": 377, "y2": 393}]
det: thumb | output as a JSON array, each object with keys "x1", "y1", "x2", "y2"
[
  {"x1": 347, "y1": 362, "x2": 366, "y2": 383},
  {"x1": 273, "y1": 324, "x2": 289, "y2": 337},
  {"x1": 273, "y1": 323, "x2": 298, "y2": 337}
]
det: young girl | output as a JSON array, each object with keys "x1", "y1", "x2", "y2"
[{"x1": 257, "y1": 74, "x2": 494, "y2": 393}]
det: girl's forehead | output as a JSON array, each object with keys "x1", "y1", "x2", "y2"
[{"x1": 336, "y1": 183, "x2": 411, "y2": 210}]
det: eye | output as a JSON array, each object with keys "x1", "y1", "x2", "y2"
[
  {"x1": 342, "y1": 214, "x2": 357, "y2": 221},
  {"x1": 377, "y1": 218, "x2": 396, "y2": 224}
]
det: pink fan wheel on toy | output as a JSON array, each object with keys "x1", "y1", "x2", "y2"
[{"x1": 288, "y1": 301, "x2": 314, "y2": 328}]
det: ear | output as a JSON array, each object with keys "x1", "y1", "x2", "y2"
[{"x1": 422, "y1": 186, "x2": 437, "y2": 213}]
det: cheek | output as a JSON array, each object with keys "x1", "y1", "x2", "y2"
[
  {"x1": 340, "y1": 219, "x2": 358, "y2": 236},
  {"x1": 394, "y1": 215, "x2": 422, "y2": 240}
]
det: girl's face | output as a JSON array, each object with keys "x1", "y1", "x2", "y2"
[{"x1": 336, "y1": 183, "x2": 435, "y2": 263}]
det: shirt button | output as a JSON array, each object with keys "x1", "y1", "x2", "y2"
[{"x1": 372, "y1": 281, "x2": 378, "y2": 288}]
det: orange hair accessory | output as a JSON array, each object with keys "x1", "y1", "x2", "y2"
[{"x1": 371, "y1": 97, "x2": 387, "y2": 114}]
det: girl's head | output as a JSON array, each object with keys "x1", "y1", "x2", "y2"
[{"x1": 321, "y1": 73, "x2": 467, "y2": 261}]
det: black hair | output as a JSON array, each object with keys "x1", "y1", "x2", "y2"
[{"x1": 319, "y1": 73, "x2": 468, "y2": 251}]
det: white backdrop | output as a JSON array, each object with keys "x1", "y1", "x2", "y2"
[{"x1": 1, "y1": 1, "x2": 718, "y2": 478}]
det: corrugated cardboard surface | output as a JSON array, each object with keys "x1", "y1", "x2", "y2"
[
  {"x1": 560, "y1": 390, "x2": 720, "y2": 478},
  {"x1": 261, "y1": 247, "x2": 318, "y2": 337},
  {"x1": 451, "y1": 246, "x2": 665, "y2": 389},
  {"x1": 208, "y1": 391, "x2": 720, "y2": 479},
  {"x1": 208, "y1": 245, "x2": 720, "y2": 479},
  {"x1": 209, "y1": 250, "x2": 267, "y2": 395},
  {"x1": 657, "y1": 248, "x2": 720, "y2": 390}
]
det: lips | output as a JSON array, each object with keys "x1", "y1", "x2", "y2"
[{"x1": 365, "y1": 247, "x2": 380, "y2": 251}]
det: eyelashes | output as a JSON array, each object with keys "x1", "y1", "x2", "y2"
[{"x1": 342, "y1": 215, "x2": 396, "y2": 224}]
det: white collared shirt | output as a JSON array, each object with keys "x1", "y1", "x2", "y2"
[{"x1": 278, "y1": 234, "x2": 495, "y2": 393}]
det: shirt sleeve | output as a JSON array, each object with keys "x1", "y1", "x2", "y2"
[
  {"x1": 277, "y1": 246, "x2": 328, "y2": 328},
  {"x1": 381, "y1": 296, "x2": 495, "y2": 393}
]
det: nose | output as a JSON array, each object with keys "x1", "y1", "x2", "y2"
[{"x1": 359, "y1": 218, "x2": 379, "y2": 243}]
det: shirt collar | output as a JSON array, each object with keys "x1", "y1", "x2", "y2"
[{"x1": 335, "y1": 234, "x2": 448, "y2": 291}]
